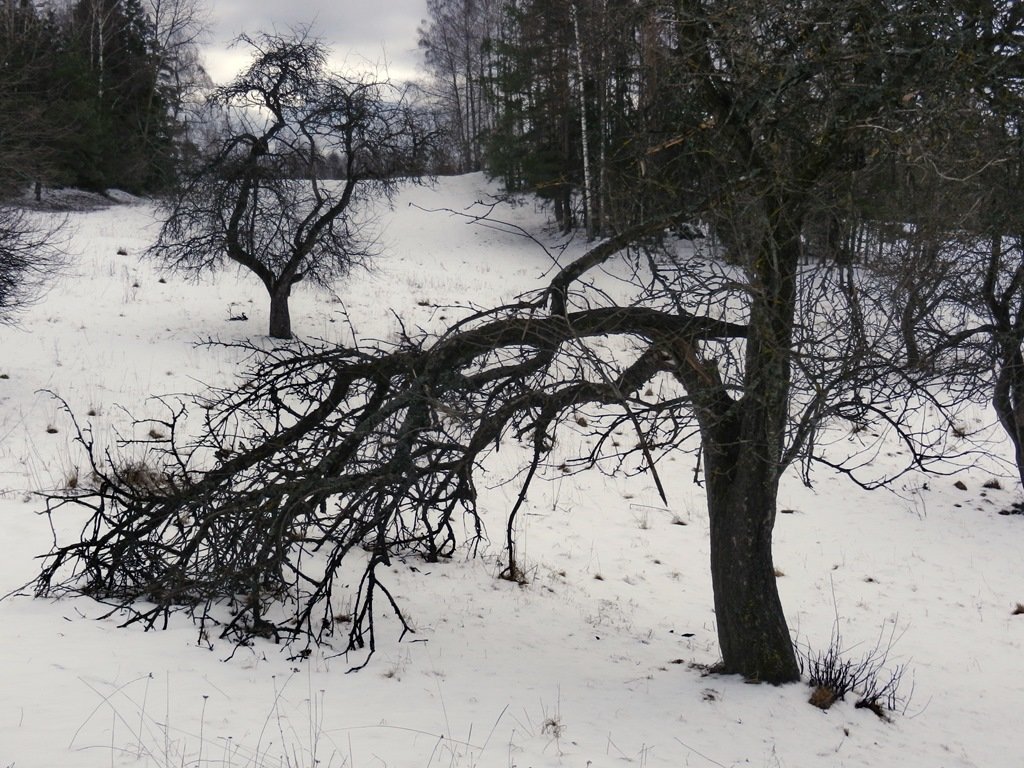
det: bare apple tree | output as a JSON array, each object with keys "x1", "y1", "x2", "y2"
[
  {"x1": 33, "y1": 202, "x2": 968, "y2": 677},
  {"x1": 151, "y1": 29, "x2": 435, "y2": 339}
]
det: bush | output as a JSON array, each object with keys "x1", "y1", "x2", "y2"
[{"x1": 797, "y1": 624, "x2": 911, "y2": 718}]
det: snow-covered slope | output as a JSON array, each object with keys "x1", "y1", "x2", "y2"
[{"x1": 0, "y1": 175, "x2": 1020, "y2": 768}]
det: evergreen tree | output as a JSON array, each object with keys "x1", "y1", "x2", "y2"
[
  {"x1": 64, "y1": 0, "x2": 178, "y2": 191},
  {"x1": 487, "y1": 0, "x2": 580, "y2": 232},
  {"x1": 0, "y1": 0, "x2": 61, "y2": 197},
  {"x1": 1, "y1": 0, "x2": 192, "y2": 196}
]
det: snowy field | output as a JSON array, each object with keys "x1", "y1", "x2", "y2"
[{"x1": 0, "y1": 175, "x2": 1021, "y2": 767}]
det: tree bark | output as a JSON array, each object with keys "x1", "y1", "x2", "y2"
[
  {"x1": 704, "y1": 418, "x2": 799, "y2": 683},
  {"x1": 268, "y1": 282, "x2": 293, "y2": 339},
  {"x1": 570, "y1": 2, "x2": 594, "y2": 241},
  {"x1": 983, "y1": 235, "x2": 1024, "y2": 488},
  {"x1": 992, "y1": 352, "x2": 1024, "y2": 488}
]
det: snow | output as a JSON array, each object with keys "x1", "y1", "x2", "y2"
[{"x1": 1, "y1": 174, "x2": 1021, "y2": 767}]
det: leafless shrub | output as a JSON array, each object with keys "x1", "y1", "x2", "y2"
[
  {"x1": 798, "y1": 624, "x2": 911, "y2": 718},
  {"x1": 0, "y1": 205, "x2": 65, "y2": 323}
]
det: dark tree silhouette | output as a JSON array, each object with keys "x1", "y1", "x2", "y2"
[
  {"x1": 0, "y1": 207, "x2": 64, "y2": 323},
  {"x1": 150, "y1": 29, "x2": 435, "y2": 339}
]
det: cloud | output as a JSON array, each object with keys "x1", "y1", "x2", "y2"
[{"x1": 202, "y1": 0, "x2": 425, "y2": 83}]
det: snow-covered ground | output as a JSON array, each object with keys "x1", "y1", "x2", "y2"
[{"x1": 1, "y1": 175, "x2": 1021, "y2": 768}]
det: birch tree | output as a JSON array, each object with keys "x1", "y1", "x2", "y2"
[{"x1": 418, "y1": 0, "x2": 502, "y2": 171}]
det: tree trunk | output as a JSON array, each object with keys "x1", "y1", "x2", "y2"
[
  {"x1": 992, "y1": 353, "x2": 1024, "y2": 488},
  {"x1": 984, "y1": 235, "x2": 1024, "y2": 488},
  {"x1": 570, "y1": 2, "x2": 594, "y2": 241},
  {"x1": 268, "y1": 282, "x2": 292, "y2": 339},
  {"x1": 704, "y1": 420, "x2": 800, "y2": 683},
  {"x1": 693, "y1": 208, "x2": 803, "y2": 684}
]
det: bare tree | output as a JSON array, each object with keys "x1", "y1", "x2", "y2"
[
  {"x1": 35, "y1": 216, "x2": 750, "y2": 659},
  {"x1": 0, "y1": 207, "x2": 64, "y2": 322},
  {"x1": 851, "y1": 3, "x2": 1024, "y2": 488},
  {"x1": 151, "y1": 29, "x2": 435, "y2": 339},
  {"x1": 418, "y1": 0, "x2": 502, "y2": 172},
  {"x1": 34, "y1": 203, "x2": 965, "y2": 682},
  {"x1": 896, "y1": 157, "x2": 1024, "y2": 488},
  {"x1": 951, "y1": 7, "x2": 1024, "y2": 487},
  {"x1": 141, "y1": 0, "x2": 210, "y2": 144}
]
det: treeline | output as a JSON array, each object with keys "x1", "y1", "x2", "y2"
[
  {"x1": 419, "y1": 0, "x2": 1024, "y2": 242},
  {"x1": 0, "y1": 0, "x2": 204, "y2": 198},
  {"x1": 419, "y1": 0, "x2": 722, "y2": 234}
]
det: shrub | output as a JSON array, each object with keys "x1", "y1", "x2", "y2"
[{"x1": 797, "y1": 625, "x2": 911, "y2": 719}]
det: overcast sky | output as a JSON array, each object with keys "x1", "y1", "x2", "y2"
[{"x1": 201, "y1": 0, "x2": 428, "y2": 84}]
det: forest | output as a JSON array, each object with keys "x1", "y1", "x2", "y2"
[{"x1": 0, "y1": 0, "x2": 206, "y2": 196}]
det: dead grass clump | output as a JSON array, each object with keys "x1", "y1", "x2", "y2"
[
  {"x1": 809, "y1": 685, "x2": 839, "y2": 709},
  {"x1": 541, "y1": 716, "x2": 564, "y2": 738},
  {"x1": 62, "y1": 467, "x2": 101, "y2": 493},
  {"x1": 115, "y1": 460, "x2": 174, "y2": 493}
]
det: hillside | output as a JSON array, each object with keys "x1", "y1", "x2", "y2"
[{"x1": 0, "y1": 175, "x2": 1020, "y2": 768}]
